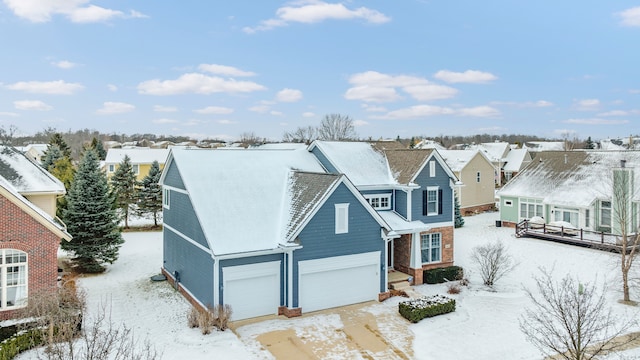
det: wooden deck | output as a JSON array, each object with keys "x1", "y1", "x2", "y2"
[{"x1": 515, "y1": 220, "x2": 640, "y2": 253}]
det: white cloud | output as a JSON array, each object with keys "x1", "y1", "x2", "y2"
[
  {"x1": 14, "y1": 100, "x2": 53, "y2": 111},
  {"x1": 0, "y1": 112, "x2": 19, "y2": 117},
  {"x1": 403, "y1": 84, "x2": 458, "y2": 101},
  {"x1": 630, "y1": 89, "x2": 640, "y2": 94},
  {"x1": 2, "y1": 0, "x2": 138, "y2": 23},
  {"x1": 361, "y1": 104, "x2": 387, "y2": 112},
  {"x1": 302, "y1": 111, "x2": 315, "y2": 117},
  {"x1": 51, "y1": 60, "x2": 78, "y2": 69},
  {"x1": 197, "y1": 64, "x2": 256, "y2": 77},
  {"x1": 152, "y1": 118, "x2": 179, "y2": 124},
  {"x1": 244, "y1": 1, "x2": 390, "y2": 33},
  {"x1": 249, "y1": 105, "x2": 270, "y2": 113},
  {"x1": 457, "y1": 106, "x2": 500, "y2": 117},
  {"x1": 597, "y1": 110, "x2": 629, "y2": 117},
  {"x1": 107, "y1": 84, "x2": 118, "y2": 92},
  {"x1": 353, "y1": 119, "x2": 369, "y2": 126},
  {"x1": 137, "y1": 73, "x2": 266, "y2": 95},
  {"x1": 374, "y1": 104, "x2": 500, "y2": 119},
  {"x1": 193, "y1": 106, "x2": 234, "y2": 115},
  {"x1": 574, "y1": 98, "x2": 600, "y2": 111},
  {"x1": 217, "y1": 119, "x2": 236, "y2": 124},
  {"x1": 270, "y1": 110, "x2": 283, "y2": 116},
  {"x1": 96, "y1": 101, "x2": 135, "y2": 115},
  {"x1": 6, "y1": 80, "x2": 84, "y2": 94},
  {"x1": 276, "y1": 88, "x2": 303, "y2": 102},
  {"x1": 618, "y1": 6, "x2": 640, "y2": 27},
  {"x1": 433, "y1": 70, "x2": 498, "y2": 84},
  {"x1": 345, "y1": 71, "x2": 457, "y2": 103},
  {"x1": 564, "y1": 118, "x2": 629, "y2": 125},
  {"x1": 490, "y1": 100, "x2": 553, "y2": 108},
  {"x1": 154, "y1": 105, "x2": 178, "y2": 112},
  {"x1": 129, "y1": 10, "x2": 148, "y2": 19}
]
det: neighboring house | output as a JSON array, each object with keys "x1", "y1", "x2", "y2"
[
  {"x1": 160, "y1": 147, "x2": 392, "y2": 320},
  {"x1": 498, "y1": 151, "x2": 640, "y2": 235},
  {"x1": 309, "y1": 141, "x2": 458, "y2": 286},
  {"x1": 0, "y1": 146, "x2": 66, "y2": 218},
  {"x1": 104, "y1": 148, "x2": 170, "y2": 181},
  {"x1": 414, "y1": 139, "x2": 446, "y2": 150},
  {"x1": 502, "y1": 148, "x2": 532, "y2": 183},
  {"x1": 439, "y1": 150, "x2": 496, "y2": 214},
  {"x1": 523, "y1": 141, "x2": 565, "y2": 151},
  {"x1": 467, "y1": 142, "x2": 510, "y2": 186},
  {"x1": 21, "y1": 144, "x2": 49, "y2": 164},
  {"x1": 0, "y1": 152, "x2": 71, "y2": 319}
]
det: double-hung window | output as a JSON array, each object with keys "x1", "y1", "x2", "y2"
[
  {"x1": 423, "y1": 186, "x2": 440, "y2": 216},
  {"x1": 519, "y1": 198, "x2": 543, "y2": 219},
  {"x1": 364, "y1": 194, "x2": 391, "y2": 210},
  {"x1": 421, "y1": 233, "x2": 442, "y2": 263},
  {"x1": 601, "y1": 200, "x2": 612, "y2": 229},
  {"x1": 0, "y1": 249, "x2": 27, "y2": 310},
  {"x1": 163, "y1": 188, "x2": 170, "y2": 209}
]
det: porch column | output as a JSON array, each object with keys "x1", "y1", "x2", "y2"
[{"x1": 409, "y1": 232, "x2": 421, "y2": 269}]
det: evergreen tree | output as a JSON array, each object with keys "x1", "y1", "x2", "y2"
[
  {"x1": 62, "y1": 149, "x2": 123, "y2": 273},
  {"x1": 454, "y1": 195, "x2": 465, "y2": 228},
  {"x1": 584, "y1": 136, "x2": 595, "y2": 150},
  {"x1": 41, "y1": 144, "x2": 62, "y2": 170},
  {"x1": 110, "y1": 155, "x2": 137, "y2": 228},
  {"x1": 87, "y1": 137, "x2": 107, "y2": 160},
  {"x1": 409, "y1": 137, "x2": 417, "y2": 149},
  {"x1": 136, "y1": 160, "x2": 163, "y2": 226},
  {"x1": 49, "y1": 156, "x2": 75, "y2": 219},
  {"x1": 49, "y1": 133, "x2": 71, "y2": 158}
]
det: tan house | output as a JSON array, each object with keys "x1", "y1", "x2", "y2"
[
  {"x1": 104, "y1": 148, "x2": 170, "y2": 181},
  {"x1": 439, "y1": 150, "x2": 496, "y2": 214}
]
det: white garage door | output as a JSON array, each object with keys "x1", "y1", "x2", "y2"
[
  {"x1": 299, "y1": 251, "x2": 380, "y2": 313},
  {"x1": 223, "y1": 261, "x2": 281, "y2": 320}
]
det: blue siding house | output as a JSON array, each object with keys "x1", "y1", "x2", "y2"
[
  {"x1": 160, "y1": 148, "x2": 391, "y2": 320},
  {"x1": 309, "y1": 142, "x2": 459, "y2": 285}
]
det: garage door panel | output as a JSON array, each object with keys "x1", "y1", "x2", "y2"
[
  {"x1": 223, "y1": 261, "x2": 281, "y2": 320},
  {"x1": 299, "y1": 252, "x2": 380, "y2": 313}
]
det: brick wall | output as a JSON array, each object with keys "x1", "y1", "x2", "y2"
[{"x1": 0, "y1": 196, "x2": 60, "y2": 320}]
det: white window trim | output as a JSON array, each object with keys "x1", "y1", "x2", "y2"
[
  {"x1": 163, "y1": 188, "x2": 170, "y2": 209},
  {"x1": 335, "y1": 203, "x2": 349, "y2": 234},
  {"x1": 426, "y1": 186, "x2": 439, "y2": 216},
  {"x1": 364, "y1": 193, "x2": 392, "y2": 210},
  {"x1": 429, "y1": 160, "x2": 436, "y2": 177},
  {"x1": 503, "y1": 199, "x2": 513, "y2": 207},
  {"x1": 420, "y1": 233, "x2": 442, "y2": 264},
  {"x1": 108, "y1": 164, "x2": 115, "y2": 173},
  {"x1": 132, "y1": 164, "x2": 140, "y2": 175},
  {"x1": 0, "y1": 249, "x2": 28, "y2": 310}
]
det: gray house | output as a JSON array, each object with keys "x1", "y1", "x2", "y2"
[{"x1": 160, "y1": 147, "x2": 391, "y2": 320}]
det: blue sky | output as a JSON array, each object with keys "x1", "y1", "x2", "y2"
[{"x1": 0, "y1": 1, "x2": 639, "y2": 142}]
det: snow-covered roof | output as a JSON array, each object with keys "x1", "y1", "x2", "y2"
[
  {"x1": 523, "y1": 141, "x2": 565, "y2": 151},
  {"x1": 167, "y1": 147, "x2": 328, "y2": 255},
  {"x1": 0, "y1": 146, "x2": 65, "y2": 194},
  {"x1": 600, "y1": 139, "x2": 626, "y2": 151},
  {"x1": 438, "y1": 150, "x2": 479, "y2": 172},
  {"x1": 104, "y1": 148, "x2": 170, "y2": 165},
  {"x1": 378, "y1": 211, "x2": 430, "y2": 234},
  {"x1": 258, "y1": 143, "x2": 308, "y2": 150},
  {"x1": 468, "y1": 142, "x2": 510, "y2": 162},
  {"x1": 503, "y1": 148, "x2": 531, "y2": 172},
  {"x1": 498, "y1": 151, "x2": 640, "y2": 207},
  {"x1": 309, "y1": 141, "x2": 395, "y2": 187},
  {"x1": 414, "y1": 140, "x2": 446, "y2": 150},
  {"x1": 0, "y1": 176, "x2": 70, "y2": 239}
]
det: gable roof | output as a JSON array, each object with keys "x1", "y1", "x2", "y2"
[
  {"x1": 104, "y1": 148, "x2": 170, "y2": 165},
  {"x1": 499, "y1": 151, "x2": 640, "y2": 207},
  {"x1": 438, "y1": 150, "x2": 491, "y2": 173},
  {"x1": 308, "y1": 141, "x2": 395, "y2": 187},
  {"x1": 384, "y1": 149, "x2": 434, "y2": 184},
  {"x1": 164, "y1": 148, "x2": 327, "y2": 255},
  {"x1": 0, "y1": 176, "x2": 71, "y2": 240},
  {"x1": 503, "y1": 148, "x2": 531, "y2": 172},
  {"x1": 467, "y1": 142, "x2": 510, "y2": 162},
  {"x1": 0, "y1": 146, "x2": 65, "y2": 195}
]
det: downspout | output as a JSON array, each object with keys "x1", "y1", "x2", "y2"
[
  {"x1": 286, "y1": 248, "x2": 294, "y2": 309},
  {"x1": 213, "y1": 254, "x2": 219, "y2": 305}
]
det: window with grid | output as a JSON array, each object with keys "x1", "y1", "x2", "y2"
[
  {"x1": 421, "y1": 233, "x2": 442, "y2": 263},
  {"x1": 0, "y1": 249, "x2": 27, "y2": 310}
]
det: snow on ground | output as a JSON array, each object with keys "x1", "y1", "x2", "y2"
[{"x1": 17, "y1": 212, "x2": 640, "y2": 359}]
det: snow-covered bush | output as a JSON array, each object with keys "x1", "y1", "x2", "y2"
[{"x1": 399, "y1": 295, "x2": 456, "y2": 323}]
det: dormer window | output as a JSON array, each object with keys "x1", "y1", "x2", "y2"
[{"x1": 364, "y1": 194, "x2": 391, "y2": 210}]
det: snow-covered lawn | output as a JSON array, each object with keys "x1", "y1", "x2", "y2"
[{"x1": 17, "y1": 212, "x2": 640, "y2": 359}]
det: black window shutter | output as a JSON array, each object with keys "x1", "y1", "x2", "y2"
[
  {"x1": 422, "y1": 190, "x2": 427, "y2": 216},
  {"x1": 438, "y1": 189, "x2": 443, "y2": 214}
]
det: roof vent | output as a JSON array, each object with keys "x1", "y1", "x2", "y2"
[
  {"x1": 564, "y1": 154, "x2": 568, "y2": 164},
  {"x1": 621, "y1": 159, "x2": 627, "y2": 168}
]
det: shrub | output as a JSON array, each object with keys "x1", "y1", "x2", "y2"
[
  {"x1": 187, "y1": 304, "x2": 233, "y2": 333},
  {"x1": 215, "y1": 304, "x2": 233, "y2": 331},
  {"x1": 0, "y1": 329, "x2": 44, "y2": 360},
  {"x1": 423, "y1": 266, "x2": 464, "y2": 284},
  {"x1": 399, "y1": 295, "x2": 456, "y2": 323},
  {"x1": 187, "y1": 307, "x2": 199, "y2": 328},
  {"x1": 470, "y1": 241, "x2": 517, "y2": 286},
  {"x1": 447, "y1": 283, "x2": 461, "y2": 294}
]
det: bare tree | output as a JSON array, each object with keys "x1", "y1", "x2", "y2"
[
  {"x1": 470, "y1": 241, "x2": 517, "y2": 286},
  {"x1": 317, "y1": 114, "x2": 357, "y2": 141},
  {"x1": 238, "y1": 131, "x2": 263, "y2": 146},
  {"x1": 282, "y1": 125, "x2": 318, "y2": 143},
  {"x1": 0, "y1": 124, "x2": 18, "y2": 145},
  {"x1": 609, "y1": 165, "x2": 640, "y2": 303},
  {"x1": 520, "y1": 268, "x2": 637, "y2": 360}
]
